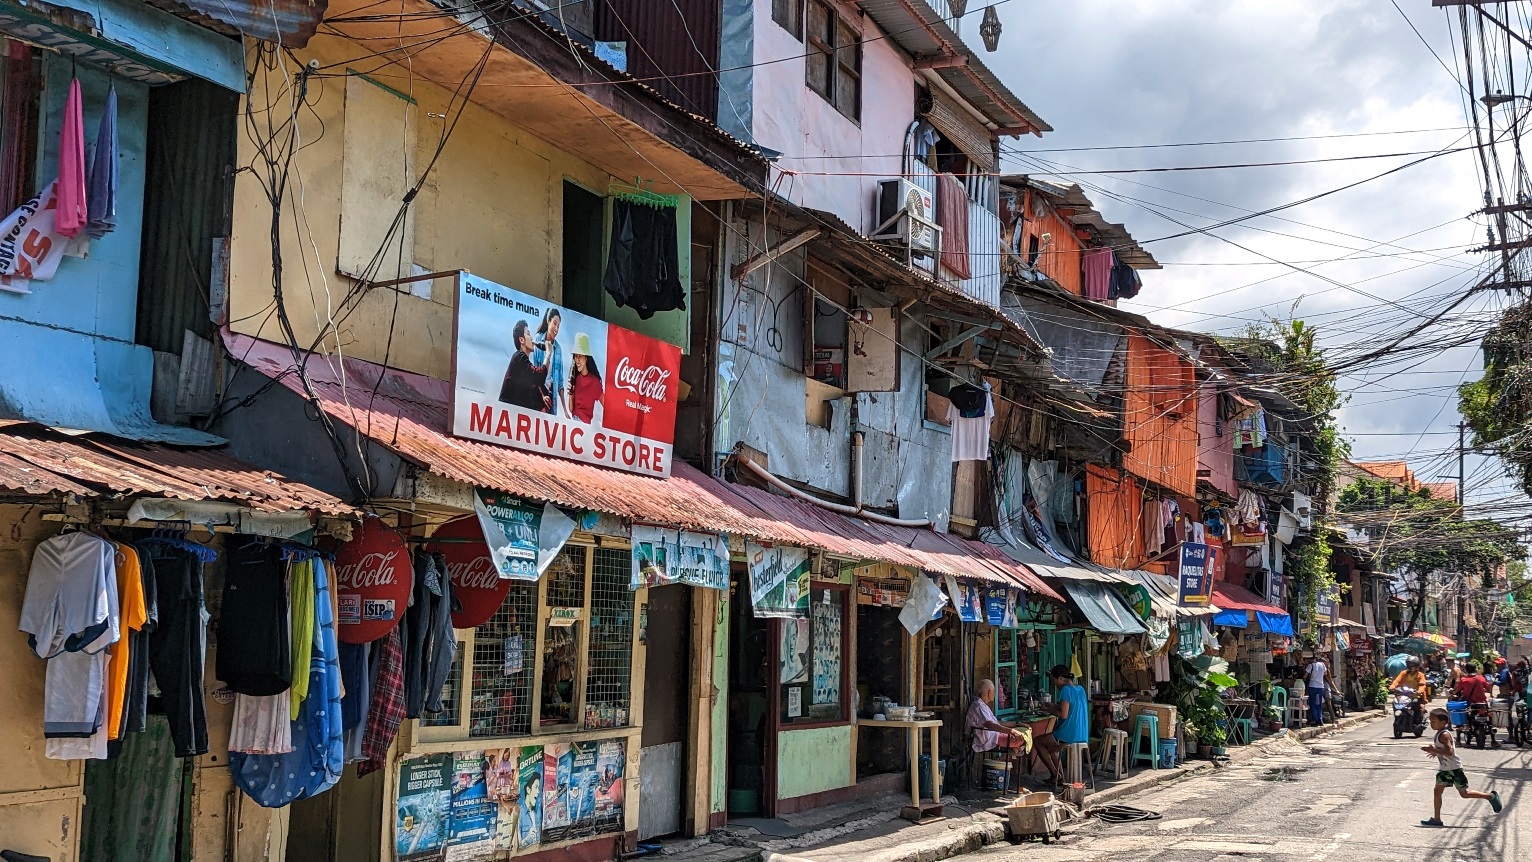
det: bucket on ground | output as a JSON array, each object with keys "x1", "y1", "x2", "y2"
[
  {"x1": 1158, "y1": 738, "x2": 1178, "y2": 769},
  {"x1": 917, "y1": 754, "x2": 947, "y2": 799}
]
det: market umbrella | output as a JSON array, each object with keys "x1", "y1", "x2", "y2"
[
  {"x1": 1410, "y1": 631, "x2": 1457, "y2": 649},
  {"x1": 1383, "y1": 653, "x2": 1413, "y2": 675},
  {"x1": 1393, "y1": 637, "x2": 1445, "y2": 656}
]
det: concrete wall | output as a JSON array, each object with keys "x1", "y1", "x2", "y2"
[
  {"x1": 739, "y1": 0, "x2": 913, "y2": 233},
  {"x1": 228, "y1": 35, "x2": 612, "y2": 381},
  {"x1": 776, "y1": 725, "x2": 854, "y2": 800}
]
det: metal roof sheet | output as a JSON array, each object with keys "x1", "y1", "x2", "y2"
[
  {"x1": 0, "y1": 423, "x2": 351, "y2": 513},
  {"x1": 1209, "y1": 581, "x2": 1288, "y2": 617},
  {"x1": 224, "y1": 331, "x2": 1062, "y2": 601},
  {"x1": 1003, "y1": 177, "x2": 1159, "y2": 269},
  {"x1": 147, "y1": 0, "x2": 325, "y2": 47}
]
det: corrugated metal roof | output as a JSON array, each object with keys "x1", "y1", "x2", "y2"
[
  {"x1": 146, "y1": 0, "x2": 326, "y2": 48},
  {"x1": 1003, "y1": 177, "x2": 1159, "y2": 270},
  {"x1": 224, "y1": 331, "x2": 1062, "y2": 601},
  {"x1": 1209, "y1": 581, "x2": 1288, "y2": 617},
  {"x1": 0, "y1": 423, "x2": 351, "y2": 513}
]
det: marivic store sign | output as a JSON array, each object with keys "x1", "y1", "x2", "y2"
[{"x1": 451, "y1": 274, "x2": 682, "y2": 476}]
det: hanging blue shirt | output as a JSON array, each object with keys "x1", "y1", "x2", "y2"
[{"x1": 230, "y1": 558, "x2": 344, "y2": 808}]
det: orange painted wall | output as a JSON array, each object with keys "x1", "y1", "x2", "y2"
[
  {"x1": 1122, "y1": 333, "x2": 1199, "y2": 497},
  {"x1": 1085, "y1": 464, "x2": 1143, "y2": 570},
  {"x1": 1023, "y1": 191, "x2": 1084, "y2": 296}
]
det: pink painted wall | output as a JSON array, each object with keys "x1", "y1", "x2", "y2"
[
  {"x1": 1197, "y1": 384, "x2": 1237, "y2": 497},
  {"x1": 751, "y1": 0, "x2": 913, "y2": 233}
]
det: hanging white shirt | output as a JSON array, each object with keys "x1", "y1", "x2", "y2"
[{"x1": 947, "y1": 385, "x2": 994, "y2": 463}]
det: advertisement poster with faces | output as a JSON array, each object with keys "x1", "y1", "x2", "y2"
[
  {"x1": 452, "y1": 273, "x2": 681, "y2": 477},
  {"x1": 746, "y1": 541, "x2": 810, "y2": 618}
]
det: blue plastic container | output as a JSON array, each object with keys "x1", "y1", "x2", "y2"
[
  {"x1": 1158, "y1": 738, "x2": 1178, "y2": 769},
  {"x1": 1447, "y1": 699, "x2": 1469, "y2": 726}
]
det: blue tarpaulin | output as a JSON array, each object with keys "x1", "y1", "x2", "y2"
[
  {"x1": 1257, "y1": 611, "x2": 1294, "y2": 636},
  {"x1": 1212, "y1": 609, "x2": 1249, "y2": 628}
]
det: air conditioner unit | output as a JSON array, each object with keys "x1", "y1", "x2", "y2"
[{"x1": 872, "y1": 179, "x2": 939, "y2": 255}]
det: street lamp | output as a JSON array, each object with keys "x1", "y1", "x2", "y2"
[{"x1": 1482, "y1": 92, "x2": 1531, "y2": 108}]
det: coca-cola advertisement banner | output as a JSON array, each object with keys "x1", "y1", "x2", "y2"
[
  {"x1": 452, "y1": 274, "x2": 682, "y2": 477},
  {"x1": 334, "y1": 517, "x2": 413, "y2": 644}
]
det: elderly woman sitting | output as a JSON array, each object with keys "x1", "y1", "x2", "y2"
[{"x1": 966, "y1": 679, "x2": 1063, "y2": 788}]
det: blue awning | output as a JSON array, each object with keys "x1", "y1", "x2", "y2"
[
  {"x1": 1257, "y1": 611, "x2": 1294, "y2": 636},
  {"x1": 1213, "y1": 609, "x2": 1249, "y2": 628},
  {"x1": 1062, "y1": 580, "x2": 1147, "y2": 636}
]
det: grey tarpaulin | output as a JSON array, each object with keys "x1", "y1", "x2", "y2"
[{"x1": 1062, "y1": 580, "x2": 1147, "y2": 636}]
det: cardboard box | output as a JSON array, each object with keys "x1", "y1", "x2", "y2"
[{"x1": 1127, "y1": 702, "x2": 1178, "y2": 739}]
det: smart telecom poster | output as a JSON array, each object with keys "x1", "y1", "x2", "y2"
[
  {"x1": 452, "y1": 273, "x2": 682, "y2": 477},
  {"x1": 396, "y1": 754, "x2": 452, "y2": 860},
  {"x1": 446, "y1": 751, "x2": 495, "y2": 860}
]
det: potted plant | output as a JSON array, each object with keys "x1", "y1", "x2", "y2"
[{"x1": 1156, "y1": 655, "x2": 1240, "y2": 759}]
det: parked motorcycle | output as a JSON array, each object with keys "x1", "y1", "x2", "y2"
[
  {"x1": 1511, "y1": 702, "x2": 1531, "y2": 748},
  {"x1": 1391, "y1": 687, "x2": 1426, "y2": 739}
]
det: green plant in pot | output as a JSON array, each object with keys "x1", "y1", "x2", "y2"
[{"x1": 1156, "y1": 655, "x2": 1240, "y2": 757}]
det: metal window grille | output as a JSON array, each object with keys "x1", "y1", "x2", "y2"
[
  {"x1": 583, "y1": 548, "x2": 634, "y2": 729},
  {"x1": 546, "y1": 546, "x2": 587, "y2": 608},
  {"x1": 421, "y1": 650, "x2": 463, "y2": 728},
  {"x1": 468, "y1": 581, "x2": 539, "y2": 738}
]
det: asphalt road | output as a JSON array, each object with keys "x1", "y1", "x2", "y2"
[{"x1": 976, "y1": 718, "x2": 1531, "y2": 861}]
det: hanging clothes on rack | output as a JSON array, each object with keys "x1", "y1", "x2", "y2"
[
  {"x1": 359, "y1": 624, "x2": 406, "y2": 777},
  {"x1": 946, "y1": 382, "x2": 994, "y2": 462},
  {"x1": 104, "y1": 542, "x2": 147, "y2": 741},
  {"x1": 601, "y1": 198, "x2": 684, "y2": 319},
  {"x1": 404, "y1": 551, "x2": 457, "y2": 718},
  {"x1": 340, "y1": 641, "x2": 372, "y2": 763},
  {"x1": 121, "y1": 543, "x2": 159, "y2": 738},
  {"x1": 288, "y1": 558, "x2": 315, "y2": 719},
  {"x1": 229, "y1": 558, "x2": 343, "y2": 807},
  {"x1": 217, "y1": 541, "x2": 292, "y2": 697},
  {"x1": 56, "y1": 76, "x2": 87, "y2": 238},
  {"x1": 144, "y1": 544, "x2": 210, "y2": 757},
  {"x1": 85, "y1": 84, "x2": 117, "y2": 239}
]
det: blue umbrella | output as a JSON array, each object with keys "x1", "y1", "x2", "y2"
[{"x1": 1383, "y1": 653, "x2": 1411, "y2": 675}]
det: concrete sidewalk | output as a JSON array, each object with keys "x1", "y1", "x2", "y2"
[{"x1": 661, "y1": 710, "x2": 1386, "y2": 862}]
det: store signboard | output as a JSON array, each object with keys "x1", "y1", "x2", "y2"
[
  {"x1": 1316, "y1": 588, "x2": 1340, "y2": 625},
  {"x1": 451, "y1": 273, "x2": 682, "y2": 477},
  {"x1": 630, "y1": 525, "x2": 730, "y2": 591},
  {"x1": 333, "y1": 516, "x2": 412, "y2": 644},
  {"x1": 746, "y1": 541, "x2": 810, "y2": 618},
  {"x1": 1177, "y1": 542, "x2": 1212, "y2": 607},
  {"x1": 471, "y1": 489, "x2": 577, "y2": 582}
]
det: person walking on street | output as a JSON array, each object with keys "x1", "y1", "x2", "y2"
[
  {"x1": 1306, "y1": 654, "x2": 1334, "y2": 726},
  {"x1": 1420, "y1": 707, "x2": 1502, "y2": 826}
]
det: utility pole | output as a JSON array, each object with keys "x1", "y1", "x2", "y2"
[{"x1": 1458, "y1": 422, "x2": 1468, "y2": 508}]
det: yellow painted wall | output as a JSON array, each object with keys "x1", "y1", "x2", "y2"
[
  {"x1": 229, "y1": 36, "x2": 610, "y2": 380},
  {"x1": 776, "y1": 725, "x2": 854, "y2": 800}
]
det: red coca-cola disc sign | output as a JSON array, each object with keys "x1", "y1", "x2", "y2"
[
  {"x1": 430, "y1": 515, "x2": 511, "y2": 629},
  {"x1": 333, "y1": 517, "x2": 412, "y2": 644}
]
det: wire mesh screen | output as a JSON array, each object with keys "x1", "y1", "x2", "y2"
[
  {"x1": 468, "y1": 582, "x2": 539, "y2": 738},
  {"x1": 546, "y1": 546, "x2": 587, "y2": 608},
  {"x1": 421, "y1": 648, "x2": 463, "y2": 728},
  {"x1": 584, "y1": 548, "x2": 634, "y2": 729}
]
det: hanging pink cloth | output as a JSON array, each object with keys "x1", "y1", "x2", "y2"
[{"x1": 55, "y1": 78, "x2": 88, "y2": 238}]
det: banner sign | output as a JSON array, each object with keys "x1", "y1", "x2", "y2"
[
  {"x1": 452, "y1": 273, "x2": 682, "y2": 476},
  {"x1": 985, "y1": 585, "x2": 1020, "y2": 628},
  {"x1": 746, "y1": 541, "x2": 810, "y2": 618},
  {"x1": 333, "y1": 516, "x2": 411, "y2": 644},
  {"x1": 448, "y1": 750, "x2": 495, "y2": 860},
  {"x1": 630, "y1": 525, "x2": 730, "y2": 591},
  {"x1": 1177, "y1": 542, "x2": 1212, "y2": 607},
  {"x1": 471, "y1": 489, "x2": 577, "y2": 582},
  {"x1": 944, "y1": 575, "x2": 985, "y2": 623}
]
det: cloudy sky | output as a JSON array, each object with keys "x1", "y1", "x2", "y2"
[{"x1": 984, "y1": 0, "x2": 1521, "y2": 509}]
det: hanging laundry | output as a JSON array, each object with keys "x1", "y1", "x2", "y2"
[
  {"x1": 217, "y1": 542, "x2": 292, "y2": 697},
  {"x1": 228, "y1": 692, "x2": 293, "y2": 756},
  {"x1": 55, "y1": 77, "x2": 87, "y2": 238},
  {"x1": 601, "y1": 199, "x2": 684, "y2": 319},
  {"x1": 1142, "y1": 498, "x2": 1163, "y2": 556},
  {"x1": 359, "y1": 625, "x2": 405, "y2": 777},
  {"x1": 145, "y1": 546, "x2": 210, "y2": 757},
  {"x1": 1109, "y1": 254, "x2": 1141, "y2": 300},
  {"x1": 404, "y1": 551, "x2": 457, "y2": 717},
  {"x1": 937, "y1": 173, "x2": 971, "y2": 279},
  {"x1": 105, "y1": 543, "x2": 147, "y2": 741},
  {"x1": 21, "y1": 532, "x2": 120, "y2": 760},
  {"x1": 1231, "y1": 406, "x2": 1267, "y2": 448},
  {"x1": 339, "y1": 641, "x2": 372, "y2": 763},
  {"x1": 229, "y1": 559, "x2": 343, "y2": 807},
  {"x1": 289, "y1": 559, "x2": 314, "y2": 719},
  {"x1": 1082, "y1": 247, "x2": 1114, "y2": 301},
  {"x1": 85, "y1": 84, "x2": 117, "y2": 239},
  {"x1": 1233, "y1": 489, "x2": 1262, "y2": 526},
  {"x1": 946, "y1": 382, "x2": 994, "y2": 462},
  {"x1": 120, "y1": 544, "x2": 159, "y2": 738}
]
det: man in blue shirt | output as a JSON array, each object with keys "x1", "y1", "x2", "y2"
[{"x1": 1050, "y1": 665, "x2": 1090, "y2": 747}]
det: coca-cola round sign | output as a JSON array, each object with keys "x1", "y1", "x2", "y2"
[
  {"x1": 430, "y1": 515, "x2": 512, "y2": 629},
  {"x1": 333, "y1": 517, "x2": 412, "y2": 644}
]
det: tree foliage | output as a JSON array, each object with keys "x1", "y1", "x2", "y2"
[{"x1": 1459, "y1": 302, "x2": 1532, "y2": 495}]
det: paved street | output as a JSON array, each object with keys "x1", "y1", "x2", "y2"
[{"x1": 976, "y1": 719, "x2": 1530, "y2": 861}]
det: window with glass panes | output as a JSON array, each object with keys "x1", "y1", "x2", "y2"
[
  {"x1": 773, "y1": 0, "x2": 804, "y2": 39},
  {"x1": 417, "y1": 542, "x2": 638, "y2": 743},
  {"x1": 779, "y1": 586, "x2": 849, "y2": 725},
  {"x1": 806, "y1": 2, "x2": 860, "y2": 121}
]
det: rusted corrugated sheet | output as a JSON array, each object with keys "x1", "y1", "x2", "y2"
[
  {"x1": 150, "y1": 0, "x2": 326, "y2": 48},
  {"x1": 224, "y1": 332, "x2": 1061, "y2": 600},
  {"x1": 596, "y1": 0, "x2": 720, "y2": 121},
  {"x1": 0, "y1": 424, "x2": 351, "y2": 513}
]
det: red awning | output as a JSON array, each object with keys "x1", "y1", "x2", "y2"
[
  {"x1": 226, "y1": 332, "x2": 1061, "y2": 601},
  {"x1": 1210, "y1": 581, "x2": 1288, "y2": 617}
]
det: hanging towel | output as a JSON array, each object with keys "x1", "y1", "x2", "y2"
[
  {"x1": 85, "y1": 85, "x2": 117, "y2": 239},
  {"x1": 937, "y1": 173, "x2": 971, "y2": 279},
  {"x1": 1082, "y1": 247, "x2": 1114, "y2": 301},
  {"x1": 56, "y1": 78, "x2": 87, "y2": 238},
  {"x1": 289, "y1": 559, "x2": 314, "y2": 719}
]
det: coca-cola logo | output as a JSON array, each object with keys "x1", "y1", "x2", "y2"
[
  {"x1": 613, "y1": 356, "x2": 671, "y2": 402},
  {"x1": 445, "y1": 555, "x2": 499, "y2": 590},
  {"x1": 335, "y1": 551, "x2": 403, "y2": 590}
]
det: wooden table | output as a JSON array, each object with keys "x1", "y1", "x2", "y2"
[{"x1": 860, "y1": 718, "x2": 944, "y2": 821}]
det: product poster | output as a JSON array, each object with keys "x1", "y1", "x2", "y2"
[
  {"x1": 482, "y1": 749, "x2": 519, "y2": 852},
  {"x1": 780, "y1": 617, "x2": 809, "y2": 685},
  {"x1": 542, "y1": 743, "x2": 574, "y2": 843},
  {"x1": 944, "y1": 575, "x2": 985, "y2": 623},
  {"x1": 594, "y1": 740, "x2": 626, "y2": 829},
  {"x1": 396, "y1": 753, "x2": 452, "y2": 860},
  {"x1": 446, "y1": 750, "x2": 495, "y2": 860},
  {"x1": 810, "y1": 599, "x2": 842, "y2": 707},
  {"x1": 630, "y1": 525, "x2": 730, "y2": 591},
  {"x1": 516, "y1": 745, "x2": 544, "y2": 849},
  {"x1": 568, "y1": 741, "x2": 599, "y2": 832},
  {"x1": 747, "y1": 541, "x2": 810, "y2": 618},
  {"x1": 452, "y1": 273, "x2": 682, "y2": 476},
  {"x1": 471, "y1": 489, "x2": 542, "y2": 581},
  {"x1": 503, "y1": 635, "x2": 525, "y2": 676}
]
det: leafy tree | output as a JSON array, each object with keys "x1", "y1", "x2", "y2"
[{"x1": 1336, "y1": 476, "x2": 1524, "y2": 633}]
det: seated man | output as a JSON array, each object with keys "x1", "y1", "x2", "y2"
[{"x1": 966, "y1": 679, "x2": 1063, "y2": 788}]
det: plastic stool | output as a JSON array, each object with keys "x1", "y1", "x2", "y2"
[
  {"x1": 1061, "y1": 742, "x2": 1094, "y2": 789},
  {"x1": 1097, "y1": 728, "x2": 1129, "y2": 780},
  {"x1": 1131, "y1": 714, "x2": 1160, "y2": 770},
  {"x1": 1230, "y1": 717, "x2": 1255, "y2": 745}
]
